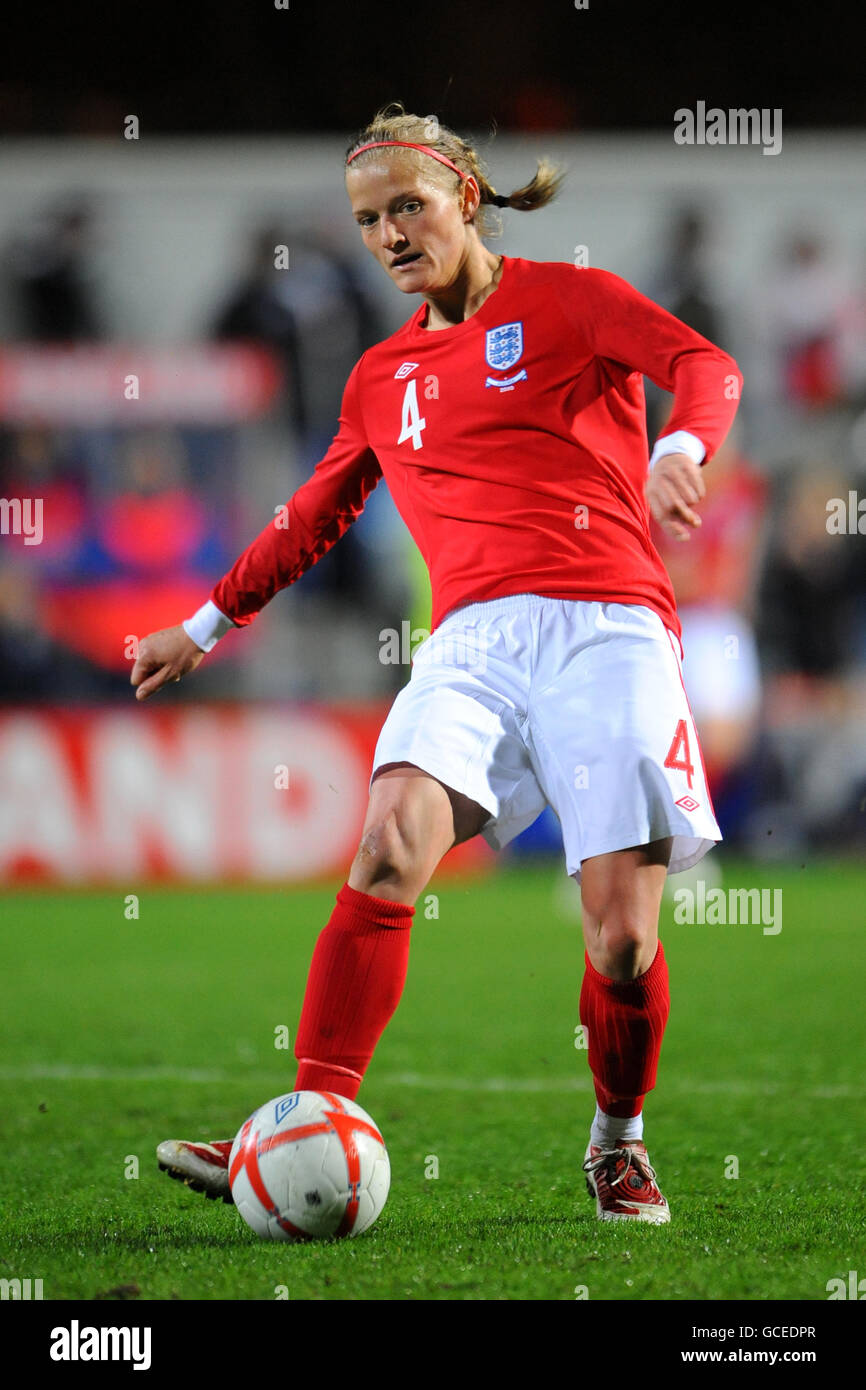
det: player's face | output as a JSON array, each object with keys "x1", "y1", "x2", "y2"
[{"x1": 347, "y1": 160, "x2": 472, "y2": 292}]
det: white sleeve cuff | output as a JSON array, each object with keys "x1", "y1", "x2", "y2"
[
  {"x1": 648, "y1": 429, "x2": 707, "y2": 471},
  {"x1": 182, "y1": 600, "x2": 235, "y2": 653}
]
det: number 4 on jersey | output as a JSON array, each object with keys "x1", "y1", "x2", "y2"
[
  {"x1": 664, "y1": 718, "x2": 695, "y2": 789},
  {"x1": 398, "y1": 378, "x2": 426, "y2": 450}
]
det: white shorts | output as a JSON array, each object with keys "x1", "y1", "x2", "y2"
[{"x1": 371, "y1": 593, "x2": 721, "y2": 880}]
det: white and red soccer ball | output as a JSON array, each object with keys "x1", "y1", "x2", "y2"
[{"x1": 229, "y1": 1090, "x2": 390, "y2": 1241}]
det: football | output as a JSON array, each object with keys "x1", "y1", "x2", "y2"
[{"x1": 228, "y1": 1090, "x2": 390, "y2": 1241}]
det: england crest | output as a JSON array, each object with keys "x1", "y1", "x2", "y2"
[{"x1": 485, "y1": 320, "x2": 524, "y2": 371}]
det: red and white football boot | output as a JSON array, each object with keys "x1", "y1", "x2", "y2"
[
  {"x1": 583, "y1": 1139, "x2": 671, "y2": 1223},
  {"x1": 156, "y1": 1139, "x2": 234, "y2": 1202}
]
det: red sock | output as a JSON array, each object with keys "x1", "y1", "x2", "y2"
[
  {"x1": 579, "y1": 941, "x2": 670, "y2": 1118},
  {"x1": 293, "y1": 882, "x2": 413, "y2": 1100}
]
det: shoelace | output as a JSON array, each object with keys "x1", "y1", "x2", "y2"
[{"x1": 582, "y1": 1145, "x2": 657, "y2": 1189}]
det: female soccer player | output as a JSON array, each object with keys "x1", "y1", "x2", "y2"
[{"x1": 135, "y1": 105, "x2": 742, "y2": 1223}]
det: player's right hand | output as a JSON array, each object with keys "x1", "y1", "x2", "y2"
[{"x1": 131, "y1": 625, "x2": 205, "y2": 701}]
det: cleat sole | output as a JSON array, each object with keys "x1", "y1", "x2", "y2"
[
  {"x1": 157, "y1": 1159, "x2": 234, "y2": 1204},
  {"x1": 598, "y1": 1208, "x2": 671, "y2": 1224}
]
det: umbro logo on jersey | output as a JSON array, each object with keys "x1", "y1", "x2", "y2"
[
  {"x1": 394, "y1": 361, "x2": 419, "y2": 379},
  {"x1": 675, "y1": 795, "x2": 701, "y2": 812}
]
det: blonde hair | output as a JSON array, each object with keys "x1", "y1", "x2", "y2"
[{"x1": 345, "y1": 103, "x2": 564, "y2": 236}]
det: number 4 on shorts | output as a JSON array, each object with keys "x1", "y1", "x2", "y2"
[{"x1": 664, "y1": 718, "x2": 695, "y2": 789}]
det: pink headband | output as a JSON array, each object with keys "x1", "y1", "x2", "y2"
[{"x1": 346, "y1": 140, "x2": 467, "y2": 181}]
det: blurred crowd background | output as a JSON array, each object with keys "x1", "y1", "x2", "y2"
[{"x1": 1, "y1": 3, "x2": 864, "y2": 869}]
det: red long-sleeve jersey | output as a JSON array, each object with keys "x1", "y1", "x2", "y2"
[{"x1": 211, "y1": 256, "x2": 742, "y2": 639}]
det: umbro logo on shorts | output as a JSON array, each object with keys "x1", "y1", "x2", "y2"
[
  {"x1": 394, "y1": 362, "x2": 419, "y2": 379},
  {"x1": 675, "y1": 795, "x2": 701, "y2": 812}
]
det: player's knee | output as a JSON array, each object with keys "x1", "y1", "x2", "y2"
[
  {"x1": 601, "y1": 927, "x2": 646, "y2": 979},
  {"x1": 585, "y1": 905, "x2": 655, "y2": 979},
  {"x1": 349, "y1": 814, "x2": 423, "y2": 899}
]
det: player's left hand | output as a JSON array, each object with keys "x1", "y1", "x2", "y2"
[{"x1": 646, "y1": 452, "x2": 705, "y2": 541}]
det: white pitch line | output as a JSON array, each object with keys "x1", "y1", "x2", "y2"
[
  {"x1": 382, "y1": 1072, "x2": 592, "y2": 1093},
  {"x1": 383, "y1": 1072, "x2": 866, "y2": 1099},
  {"x1": 0, "y1": 1064, "x2": 230, "y2": 1083},
  {"x1": 0, "y1": 1063, "x2": 862, "y2": 1100}
]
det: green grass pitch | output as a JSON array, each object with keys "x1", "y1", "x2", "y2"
[{"x1": 1, "y1": 858, "x2": 864, "y2": 1302}]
